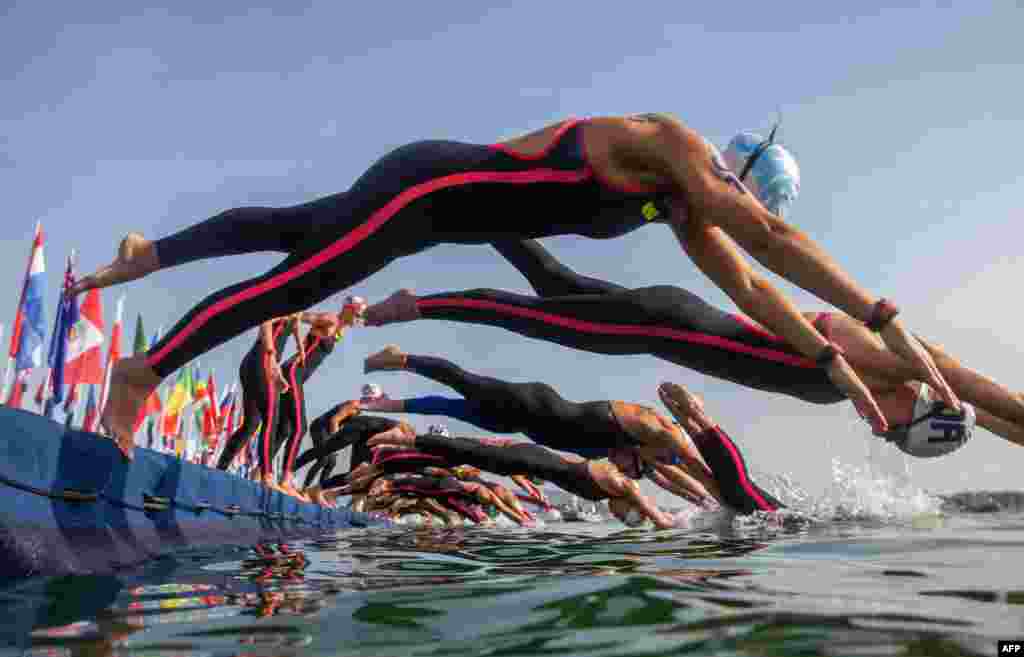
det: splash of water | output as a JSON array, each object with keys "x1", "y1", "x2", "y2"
[{"x1": 751, "y1": 413, "x2": 943, "y2": 523}]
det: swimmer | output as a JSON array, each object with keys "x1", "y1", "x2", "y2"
[
  {"x1": 344, "y1": 430, "x2": 681, "y2": 528},
  {"x1": 298, "y1": 414, "x2": 539, "y2": 520},
  {"x1": 215, "y1": 308, "x2": 347, "y2": 496},
  {"x1": 76, "y1": 115, "x2": 957, "y2": 457},
  {"x1": 658, "y1": 383, "x2": 784, "y2": 514},
  {"x1": 211, "y1": 314, "x2": 299, "y2": 494},
  {"x1": 364, "y1": 472, "x2": 530, "y2": 525},
  {"x1": 297, "y1": 409, "x2": 398, "y2": 506},
  {"x1": 361, "y1": 346, "x2": 717, "y2": 492},
  {"x1": 273, "y1": 299, "x2": 364, "y2": 498}
]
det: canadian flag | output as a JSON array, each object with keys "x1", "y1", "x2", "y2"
[
  {"x1": 64, "y1": 289, "x2": 105, "y2": 385},
  {"x1": 98, "y1": 296, "x2": 124, "y2": 414}
]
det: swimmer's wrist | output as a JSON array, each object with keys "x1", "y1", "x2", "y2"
[
  {"x1": 815, "y1": 343, "x2": 845, "y2": 368},
  {"x1": 866, "y1": 299, "x2": 900, "y2": 332}
]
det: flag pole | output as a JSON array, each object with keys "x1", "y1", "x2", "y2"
[{"x1": 2, "y1": 221, "x2": 42, "y2": 404}]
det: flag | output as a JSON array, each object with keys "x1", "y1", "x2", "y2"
[
  {"x1": 7, "y1": 371, "x2": 28, "y2": 409},
  {"x1": 219, "y1": 385, "x2": 236, "y2": 435},
  {"x1": 63, "y1": 382, "x2": 79, "y2": 413},
  {"x1": 133, "y1": 314, "x2": 147, "y2": 355},
  {"x1": 12, "y1": 224, "x2": 47, "y2": 373},
  {"x1": 206, "y1": 371, "x2": 220, "y2": 428},
  {"x1": 34, "y1": 372, "x2": 49, "y2": 410},
  {"x1": 99, "y1": 296, "x2": 125, "y2": 414},
  {"x1": 44, "y1": 257, "x2": 78, "y2": 409},
  {"x1": 82, "y1": 385, "x2": 99, "y2": 432},
  {"x1": 191, "y1": 363, "x2": 207, "y2": 404},
  {"x1": 64, "y1": 289, "x2": 105, "y2": 386},
  {"x1": 132, "y1": 318, "x2": 162, "y2": 430},
  {"x1": 161, "y1": 366, "x2": 193, "y2": 436}
]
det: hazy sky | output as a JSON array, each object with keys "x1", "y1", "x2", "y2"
[{"x1": 2, "y1": 2, "x2": 1022, "y2": 495}]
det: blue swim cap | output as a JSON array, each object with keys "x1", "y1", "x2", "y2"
[{"x1": 723, "y1": 131, "x2": 801, "y2": 217}]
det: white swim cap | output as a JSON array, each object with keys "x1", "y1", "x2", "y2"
[
  {"x1": 360, "y1": 383, "x2": 384, "y2": 400},
  {"x1": 427, "y1": 424, "x2": 450, "y2": 437},
  {"x1": 881, "y1": 385, "x2": 975, "y2": 458},
  {"x1": 723, "y1": 129, "x2": 800, "y2": 217}
]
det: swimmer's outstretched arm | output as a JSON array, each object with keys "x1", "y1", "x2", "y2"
[
  {"x1": 676, "y1": 214, "x2": 887, "y2": 431},
  {"x1": 326, "y1": 400, "x2": 362, "y2": 434},
  {"x1": 358, "y1": 397, "x2": 406, "y2": 413},
  {"x1": 619, "y1": 479, "x2": 676, "y2": 529},
  {"x1": 646, "y1": 462, "x2": 718, "y2": 508},
  {"x1": 643, "y1": 116, "x2": 958, "y2": 415}
]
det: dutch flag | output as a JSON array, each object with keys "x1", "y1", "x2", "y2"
[{"x1": 13, "y1": 224, "x2": 47, "y2": 372}]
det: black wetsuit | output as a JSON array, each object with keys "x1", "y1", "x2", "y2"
[
  {"x1": 273, "y1": 332, "x2": 338, "y2": 483},
  {"x1": 215, "y1": 317, "x2": 293, "y2": 478},
  {"x1": 144, "y1": 119, "x2": 671, "y2": 378},
  {"x1": 413, "y1": 239, "x2": 843, "y2": 404},
  {"x1": 298, "y1": 414, "x2": 399, "y2": 489},
  {"x1": 413, "y1": 434, "x2": 607, "y2": 502},
  {"x1": 691, "y1": 425, "x2": 783, "y2": 514},
  {"x1": 400, "y1": 354, "x2": 636, "y2": 459}
]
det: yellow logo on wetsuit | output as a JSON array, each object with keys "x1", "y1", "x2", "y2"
[{"x1": 641, "y1": 202, "x2": 660, "y2": 222}]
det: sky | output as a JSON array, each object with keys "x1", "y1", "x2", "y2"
[{"x1": 2, "y1": 1, "x2": 1022, "y2": 496}]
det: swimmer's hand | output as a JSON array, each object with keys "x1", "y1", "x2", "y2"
[
  {"x1": 290, "y1": 316, "x2": 305, "y2": 366},
  {"x1": 267, "y1": 358, "x2": 289, "y2": 394},
  {"x1": 304, "y1": 311, "x2": 343, "y2": 339},
  {"x1": 880, "y1": 319, "x2": 960, "y2": 411},
  {"x1": 824, "y1": 354, "x2": 887, "y2": 433},
  {"x1": 336, "y1": 463, "x2": 380, "y2": 494},
  {"x1": 367, "y1": 424, "x2": 416, "y2": 448},
  {"x1": 328, "y1": 400, "x2": 361, "y2": 434}
]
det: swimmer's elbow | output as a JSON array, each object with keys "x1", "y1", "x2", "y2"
[{"x1": 744, "y1": 214, "x2": 807, "y2": 260}]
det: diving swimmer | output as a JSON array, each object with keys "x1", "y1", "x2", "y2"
[
  {"x1": 344, "y1": 430, "x2": 681, "y2": 529},
  {"x1": 359, "y1": 346, "x2": 719, "y2": 493},
  {"x1": 365, "y1": 238, "x2": 1024, "y2": 451},
  {"x1": 72, "y1": 115, "x2": 957, "y2": 457}
]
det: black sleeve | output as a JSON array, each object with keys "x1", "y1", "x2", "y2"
[
  {"x1": 296, "y1": 414, "x2": 398, "y2": 469},
  {"x1": 414, "y1": 435, "x2": 566, "y2": 481}
]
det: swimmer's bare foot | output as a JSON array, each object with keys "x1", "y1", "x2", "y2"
[
  {"x1": 101, "y1": 355, "x2": 161, "y2": 460},
  {"x1": 323, "y1": 487, "x2": 346, "y2": 508},
  {"x1": 261, "y1": 475, "x2": 290, "y2": 496},
  {"x1": 305, "y1": 485, "x2": 335, "y2": 508},
  {"x1": 364, "y1": 345, "x2": 407, "y2": 374},
  {"x1": 364, "y1": 289, "x2": 420, "y2": 327},
  {"x1": 70, "y1": 233, "x2": 160, "y2": 296},
  {"x1": 658, "y1": 382, "x2": 714, "y2": 433},
  {"x1": 279, "y1": 480, "x2": 310, "y2": 502}
]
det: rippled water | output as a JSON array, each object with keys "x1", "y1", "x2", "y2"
[{"x1": 3, "y1": 505, "x2": 1023, "y2": 657}]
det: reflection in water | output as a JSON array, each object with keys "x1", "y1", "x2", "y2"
[{"x1": 0, "y1": 520, "x2": 1013, "y2": 656}]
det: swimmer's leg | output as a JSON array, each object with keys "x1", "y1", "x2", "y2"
[
  {"x1": 216, "y1": 396, "x2": 261, "y2": 470},
  {"x1": 368, "y1": 285, "x2": 842, "y2": 404},
  {"x1": 301, "y1": 415, "x2": 338, "y2": 489},
  {"x1": 105, "y1": 209, "x2": 414, "y2": 460},
  {"x1": 491, "y1": 239, "x2": 626, "y2": 296},
  {"x1": 70, "y1": 200, "x2": 329, "y2": 296},
  {"x1": 365, "y1": 349, "x2": 545, "y2": 435}
]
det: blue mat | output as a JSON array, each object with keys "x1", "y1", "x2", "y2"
[{"x1": 0, "y1": 407, "x2": 382, "y2": 581}]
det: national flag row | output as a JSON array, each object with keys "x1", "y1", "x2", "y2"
[{"x1": 1, "y1": 223, "x2": 250, "y2": 470}]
